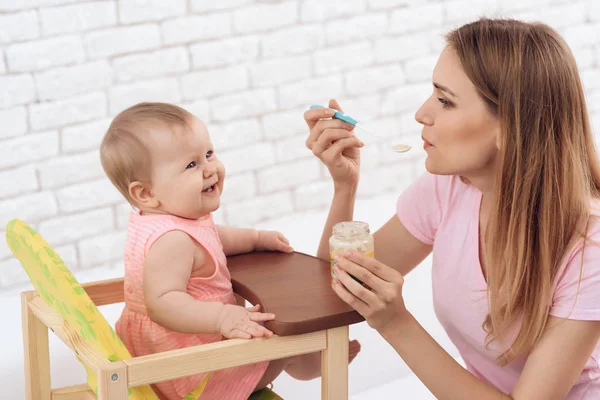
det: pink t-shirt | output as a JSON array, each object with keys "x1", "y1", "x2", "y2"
[{"x1": 396, "y1": 172, "x2": 600, "y2": 398}]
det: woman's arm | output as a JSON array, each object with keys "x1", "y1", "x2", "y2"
[
  {"x1": 374, "y1": 215, "x2": 432, "y2": 276},
  {"x1": 382, "y1": 312, "x2": 511, "y2": 400},
  {"x1": 382, "y1": 313, "x2": 600, "y2": 400},
  {"x1": 316, "y1": 185, "x2": 357, "y2": 261},
  {"x1": 511, "y1": 316, "x2": 600, "y2": 399},
  {"x1": 304, "y1": 99, "x2": 362, "y2": 261},
  {"x1": 305, "y1": 99, "x2": 432, "y2": 270},
  {"x1": 332, "y1": 251, "x2": 600, "y2": 400}
]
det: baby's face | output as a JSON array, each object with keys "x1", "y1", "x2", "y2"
[{"x1": 145, "y1": 116, "x2": 225, "y2": 219}]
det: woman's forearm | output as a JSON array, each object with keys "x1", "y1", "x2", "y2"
[
  {"x1": 316, "y1": 184, "x2": 357, "y2": 261},
  {"x1": 382, "y1": 313, "x2": 511, "y2": 400}
]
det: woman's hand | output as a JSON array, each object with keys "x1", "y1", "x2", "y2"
[
  {"x1": 304, "y1": 99, "x2": 363, "y2": 189},
  {"x1": 331, "y1": 250, "x2": 410, "y2": 334}
]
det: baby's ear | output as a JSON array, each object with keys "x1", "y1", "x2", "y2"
[{"x1": 129, "y1": 181, "x2": 159, "y2": 209}]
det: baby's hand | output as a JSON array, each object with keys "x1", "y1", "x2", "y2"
[
  {"x1": 256, "y1": 230, "x2": 293, "y2": 253},
  {"x1": 216, "y1": 304, "x2": 275, "y2": 339}
]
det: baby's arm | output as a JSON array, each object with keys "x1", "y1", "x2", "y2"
[
  {"x1": 217, "y1": 226, "x2": 293, "y2": 256},
  {"x1": 143, "y1": 230, "x2": 274, "y2": 337},
  {"x1": 143, "y1": 230, "x2": 224, "y2": 333}
]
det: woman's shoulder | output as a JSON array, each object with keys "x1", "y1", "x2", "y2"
[
  {"x1": 581, "y1": 199, "x2": 600, "y2": 242},
  {"x1": 584, "y1": 201, "x2": 600, "y2": 251},
  {"x1": 559, "y1": 200, "x2": 600, "y2": 271},
  {"x1": 550, "y1": 201, "x2": 600, "y2": 319}
]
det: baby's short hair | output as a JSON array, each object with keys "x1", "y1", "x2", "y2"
[{"x1": 100, "y1": 102, "x2": 193, "y2": 204}]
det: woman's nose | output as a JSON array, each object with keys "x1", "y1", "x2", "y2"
[{"x1": 415, "y1": 100, "x2": 433, "y2": 126}]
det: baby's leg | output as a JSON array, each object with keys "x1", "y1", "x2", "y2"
[
  {"x1": 284, "y1": 339, "x2": 361, "y2": 381},
  {"x1": 253, "y1": 357, "x2": 294, "y2": 391},
  {"x1": 253, "y1": 339, "x2": 361, "y2": 391}
]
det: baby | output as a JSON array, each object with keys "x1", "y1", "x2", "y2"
[{"x1": 100, "y1": 102, "x2": 360, "y2": 400}]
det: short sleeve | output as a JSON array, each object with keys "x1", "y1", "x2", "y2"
[
  {"x1": 396, "y1": 171, "x2": 446, "y2": 245},
  {"x1": 549, "y1": 219, "x2": 600, "y2": 321}
]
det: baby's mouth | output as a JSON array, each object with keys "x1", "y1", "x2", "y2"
[{"x1": 203, "y1": 183, "x2": 217, "y2": 193}]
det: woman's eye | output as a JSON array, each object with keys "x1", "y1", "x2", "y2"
[
  {"x1": 438, "y1": 97, "x2": 453, "y2": 109},
  {"x1": 186, "y1": 161, "x2": 196, "y2": 169},
  {"x1": 206, "y1": 150, "x2": 214, "y2": 159}
]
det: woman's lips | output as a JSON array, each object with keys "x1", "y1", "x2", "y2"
[{"x1": 422, "y1": 137, "x2": 433, "y2": 149}]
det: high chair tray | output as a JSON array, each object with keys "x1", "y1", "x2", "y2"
[{"x1": 228, "y1": 251, "x2": 365, "y2": 336}]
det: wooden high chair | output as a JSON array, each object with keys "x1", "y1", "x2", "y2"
[{"x1": 7, "y1": 219, "x2": 364, "y2": 400}]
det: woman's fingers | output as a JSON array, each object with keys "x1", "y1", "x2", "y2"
[
  {"x1": 331, "y1": 278, "x2": 370, "y2": 317},
  {"x1": 334, "y1": 251, "x2": 403, "y2": 305},
  {"x1": 344, "y1": 250, "x2": 403, "y2": 286},
  {"x1": 334, "y1": 258, "x2": 382, "y2": 306},
  {"x1": 303, "y1": 106, "x2": 335, "y2": 130},
  {"x1": 320, "y1": 137, "x2": 363, "y2": 166},
  {"x1": 310, "y1": 126, "x2": 357, "y2": 156},
  {"x1": 328, "y1": 98, "x2": 343, "y2": 112},
  {"x1": 306, "y1": 118, "x2": 355, "y2": 151},
  {"x1": 303, "y1": 98, "x2": 344, "y2": 130},
  {"x1": 332, "y1": 253, "x2": 384, "y2": 291}
]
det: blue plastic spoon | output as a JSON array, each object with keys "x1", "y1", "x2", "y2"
[{"x1": 310, "y1": 104, "x2": 412, "y2": 153}]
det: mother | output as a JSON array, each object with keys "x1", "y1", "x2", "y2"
[{"x1": 305, "y1": 18, "x2": 600, "y2": 399}]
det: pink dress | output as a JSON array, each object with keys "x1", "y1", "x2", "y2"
[
  {"x1": 397, "y1": 172, "x2": 600, "y2": 398},
  {"x1": 116, "y1": 212, "x2": 269, "y2": 400}
]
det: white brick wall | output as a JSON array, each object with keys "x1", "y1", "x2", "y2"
[
  {"x1": 0, "y1": 74, "x2": 35, "y2": 108},
  {"x1": 40, "y1": 2, "x2": 117, "y2": 36},
  {"x1": 35, "y1": 61, "x2": 113, "y2": 101},
  {"x1": 7, "y1": 35, "x2": 86, "y2": 71},
  {"x1": 0, "y1": 11, "x2": 40, "y2": 43},
  {"x1": 1, "y1": 0, "x2": 599, "y2": 291},
  {"x1": 0, "y1": 106, "x2": 28, "y2": 139}
]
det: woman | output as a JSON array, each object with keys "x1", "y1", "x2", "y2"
[{"x1": 305, "y1": 18, "x2": 600, "y2": 399}]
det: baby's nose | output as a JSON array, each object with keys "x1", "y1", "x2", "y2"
[{"x1": 203, "y1": 164, "x2": 217, "y2": 177}]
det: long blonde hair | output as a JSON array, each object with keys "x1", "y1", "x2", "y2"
[{"x1": 446, "y1": 18, "x2": 600, "y2": 364}]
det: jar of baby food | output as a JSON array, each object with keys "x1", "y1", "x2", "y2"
[{"x1": 329, "y1": 221, "x2": 374, "y2": 284}]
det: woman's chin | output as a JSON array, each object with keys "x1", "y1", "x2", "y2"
[
  {"x1": 424, "y1": 159, "x2": 456, "y2": 176},
  {"x1": 424, "y1": 158, "x2": 438, "y2": 174}
]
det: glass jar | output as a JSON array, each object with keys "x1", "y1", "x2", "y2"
[{"x1": 329, "y1": 221, "x2": 374, "y2": 284}]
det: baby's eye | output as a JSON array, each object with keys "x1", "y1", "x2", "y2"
[
  {"x1": 186, "y1": 161, "x2": 197, "y2": 169},
  {"x1": 206, "y1": 150, "x2": 214, "y2": 159}
]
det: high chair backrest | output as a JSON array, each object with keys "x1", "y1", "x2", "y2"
[{"x1": 5, "y1": 219, "x2": 209, "y2": 399}]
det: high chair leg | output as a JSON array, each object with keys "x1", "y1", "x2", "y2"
[
  {"x1": 321, "y1": 326, "x2": 349, "y2": 400},
  {"x1": 21, "y1": 292, "x2": 51, "y2": 400},
  {"x1": 97, "y1": 362, "x2": 128, "y2": 400}
]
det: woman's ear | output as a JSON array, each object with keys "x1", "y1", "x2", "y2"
[
  {"x1": 128, "y1": 181, "x2": 160, "y2": 209},
  {"x1": 494, "y1": 123, "x2": 502, "y2": 150}
]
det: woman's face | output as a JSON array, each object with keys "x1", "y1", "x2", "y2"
[{"x1": 415, "y1": 47, "x2": 500, "y2": 179}]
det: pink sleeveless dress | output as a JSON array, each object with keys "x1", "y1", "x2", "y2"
[{"x1": 115, "y1": 212, "x2": 269, "y2": 400}]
